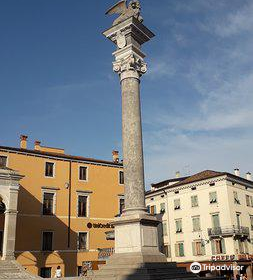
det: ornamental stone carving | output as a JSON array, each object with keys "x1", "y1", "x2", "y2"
[{"x1": 113, "y1": 54, "x2": 147, "y2": 79}]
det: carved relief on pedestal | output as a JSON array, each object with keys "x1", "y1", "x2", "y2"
[{"x1": 113, "y1": 54, "x2": 147, "y2": 78}]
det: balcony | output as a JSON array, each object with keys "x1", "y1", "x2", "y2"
[{"x1": 208, "y1": 226, "x2": 250, "y2": 238}]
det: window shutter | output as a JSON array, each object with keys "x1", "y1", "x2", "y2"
[
  {"x1": 201, "y1": 243, "x2": 206, "y2": 255},
  {"x1": 192, "y1": 242, "x2": 196, "y2": 256},
  {"x1": 167, "y1": 245, "x2": 171, "y2": 258},
  {"x1": 211, "y1": 240, "x2": 216, "y2": 255},
  {"x1": 245, "y1": 241, "x2": 249, "y2": 254},
  {"x1": 175, "y1": 244, "x2": 179, "y2": 257},
  {"x1": 179, "y1": 243, "x2": 184, "y2": 256},
  {"x1": 191, "y1": 196, "x2": 194, "y2": 207},
  {"x1": 221, "y1": 239, "x2": 226, "y2": 254}
]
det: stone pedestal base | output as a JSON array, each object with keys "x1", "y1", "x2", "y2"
[{"x1": 113, "y1": 213, "x2": 166, "y2": 260}]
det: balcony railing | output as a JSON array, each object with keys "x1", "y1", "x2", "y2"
[{"x1": 208, "y1": 226, "x2": 250, "y2": 238}]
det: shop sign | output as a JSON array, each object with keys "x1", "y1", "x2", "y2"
[
  {"x1": 87, "y1": 222, "x2": 114, "y2": 229},
  {"x1": 211, "y1": 254, "x2": 253, "y2": 261}
]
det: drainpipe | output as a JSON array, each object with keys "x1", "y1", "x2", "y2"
[{"x1": 67, "y1": 161, "x2": 72, "y2": 248}]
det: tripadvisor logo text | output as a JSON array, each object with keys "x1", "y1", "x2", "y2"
[{"x1": 190, "y1": 262, "x2": 243, "y2": 274}]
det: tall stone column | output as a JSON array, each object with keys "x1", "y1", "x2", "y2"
[
  {"x1": 120, "y1": 60, "x2": 146, "y2": 214},
  {"x1": 103, "y1": 10, "x2": 166, "y2": 262}
]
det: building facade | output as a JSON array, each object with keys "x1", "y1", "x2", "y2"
[
  {"x1": 146, "y1": 170, "x2": 253, "y2": 279},
  {"x1": 0, "y1": 135, "x2": 124, "y2": 278}
]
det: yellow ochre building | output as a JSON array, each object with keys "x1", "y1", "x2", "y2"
[{"x1": 0, "y1": 135, "x2": 124, "y2": 278}]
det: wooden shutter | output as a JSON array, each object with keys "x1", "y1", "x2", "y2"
[
  {"x1": 211, "y1": 240, "x2": 216, "y2": 255},
  {"x1": 192, "y1": 242, "x2": 196, "y2": 256}
]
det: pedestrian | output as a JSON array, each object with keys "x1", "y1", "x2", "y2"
[
  {"x1": 236, "y1": 274, "x2": 240, "y2": 280},
  {"x1": 54, "y1": 266, "x2": 62, "y2": 278},
  {"x1": 243, "y1": 274, "x2": 248, "y2": 280}
]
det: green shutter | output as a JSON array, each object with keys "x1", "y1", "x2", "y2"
[
  {"x1": 221, "y1": 239, "x2": 226, "y2": 254},
  {"x1": 212, "y1": 214, "x2": 220, "y2": 228},
  {"x1": 191, "y1": 196, "x2": 194, "y2": 207},
  {"x1": 179, "y1": 243, "x2": 184, "y2": 256}
]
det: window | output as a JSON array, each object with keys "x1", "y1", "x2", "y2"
[
  {"x1": 174, "y1": 199, "x2": 181, "y2": 210},
  {"x1": 250, "y1": 216, "x2": 253, "y2": 230},
  {"x1": 45, "y1": 162, "x2": 54, "y2": 177},
  {"x1": 161, "y1": 245, "x2": 171, "y2": 258},
  {"x1": 238, "y1": 240, "x2": 244, "y2": 253},
  {"x1": 192, "y1": 241, "x2": 205, "y2": 256},
  {"x1": 0, "y1": 156, "x2": 7, "y2": 168},
  {"x1": 234, "y1": 191, "x2": 240, "y2": 204},
  {"x1": 42, "y1": 192, "x2": 55, "y2": 215},
  {"x1": 79, "y1": 166, "x2": 87, "y2": 181},
  {"x1": 191, "y1": 195, "x2": 198, "y2": 207},
  {"x1": 147, "y1": 205, "x2": 150, "y2": 213},
  {"x1": 236, "y1": 213, "x2": 241, "y2": 227},
  {"x1": 150, "y1": 205, "x2": 156, "y2": 215},
  {"x1": 209, "y1": 192, "x2": 217, "y2": 204},
  {"x1": 211, "y1": 239, "x2": 226, "y2": 254},
  {"x1": 175, "y1": 219, "x2": 182, "y2": 233},
  {"x1": 119, "y1": 171, "x2": 124, "y2": 184},
  {"x1": 251, "y1": 197, "x2": 253, "y2": 208},
  {"x1": 42, "y1": 232, "x2": 53, "y2": 251},
  {"x1": 192, "y1": 216, "x2": 201, "y2": 231},
  {"x1": 78, "y1": 232, "x2": 88, "y2": 250},
  {"x1": 162, "y1": 222, "x2": 167, "y2": 236},
  {"x1": 40, "y1": 267, "x2": 51, "y2": 278},
  {"x1": 160, "y1": 203, "x2": 166, "y2": 213},
  {"x1": 119, "y1": 198, "x2": 125, "y2": 214},
  {"x1": 211, "y1": 214, "x2": 220, "y2": 228},
  {"x1": 246, "y1": 195, "x2": 251, "y2": 207},
  {"x1": 175, "y1": 242, "x2": 184, "y2": 257},
  {"x1": 78, "y1": 195, "x2": 88, "y2": 217},
  {"x1": 246, "y1": 195, "x2": 253, "y2": 207}
]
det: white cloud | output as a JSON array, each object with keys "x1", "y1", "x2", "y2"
[{"x1": 143, "y1": 0, "x2": 253, "y2": 187}]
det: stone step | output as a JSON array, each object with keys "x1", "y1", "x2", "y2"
[{"x1": 0, "y1": 260, "x2": 40, "y2": 279}]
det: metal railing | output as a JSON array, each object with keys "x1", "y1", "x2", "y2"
[{"x1": 208, "y1": 226, "x2": 250, "y2": 237}]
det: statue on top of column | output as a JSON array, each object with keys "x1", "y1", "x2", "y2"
[{"x1": 106, "y1": 0, "x2": 143, "y2": 26}]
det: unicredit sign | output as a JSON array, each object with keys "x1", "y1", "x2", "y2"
[{"x1": 87, "y1": 222, "x2": 114, "y2": 229}]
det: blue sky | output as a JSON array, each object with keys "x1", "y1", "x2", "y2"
[{"x1": 1, "y1": 0, "x2": 252, "y2": 187}]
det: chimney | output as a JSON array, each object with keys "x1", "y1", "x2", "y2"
[
  {"x1": 234, "y1": 168, "x2": 240, "y2": 177},
  {"x1": 175, "y1": 171, "x2": 181, "y2": 178},
  {"x1": 112, "y1": 150, "x2": 119, "y2": 163},
  {"x1": 34, "y1": 140, "x2": 41, "y2": 150},
  {"x1": 246, "y1": 172, "x2": 252, "y2": 181},
  {"x1": 20, "y1": 135, "x2": 28, "y2": 149}
]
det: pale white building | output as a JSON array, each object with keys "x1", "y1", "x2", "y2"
[{"x1": 145, "y1": 169, "x2": 253, "y2": 279}]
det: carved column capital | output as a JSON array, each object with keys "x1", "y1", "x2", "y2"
[{"x1": 113, "y1": 54, "x2": 147, "y2": 81}]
